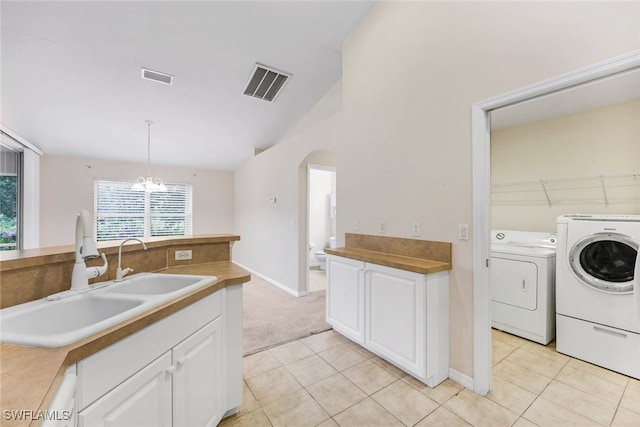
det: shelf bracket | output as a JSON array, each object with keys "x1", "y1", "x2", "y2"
[
  {"x1": 540, "y1": 180, "x2": 552, "y2": 207},
  {"x1": 600, "y1": 175, "x2": 609, "y2": 207}
]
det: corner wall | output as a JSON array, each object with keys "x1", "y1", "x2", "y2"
[{"x1": 233, "y1": 1, "x2": 640, "y2": 379}]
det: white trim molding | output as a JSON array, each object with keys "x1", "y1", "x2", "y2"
[
  {"x1": 233, "y1": 262, "x2": 307, "y2": 297},
  {"x1": 449, "y1": 368, "x2": 474, "y2": 391},
  {"x1": 0, "y1": 124, "x2": 43, "y2": 155},
  {"x1": 471, "y1": 49, "x2": 640, "y2": 396}
]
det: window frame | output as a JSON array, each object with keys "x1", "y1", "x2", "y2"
[
  {"x1": 0, "y1": 143, "x2": 22, "y2": 250},
  {"x1": 0, "y1": 126, "x2": 41, "y2": 250},
  {"x1": 94, "y1": 178, "x2": 193, "y2": 242}
]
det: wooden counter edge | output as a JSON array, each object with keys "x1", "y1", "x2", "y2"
[{"x1": 325, "y1": 247, "x2": 452, "y2": 274}]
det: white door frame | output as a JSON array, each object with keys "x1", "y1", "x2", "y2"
[
  {"x1": 306, "y1": 163, "x2": 337, "y2": 294},
  {"x1": 471, "y1": 49, "x2": 640, "y2": 396}
]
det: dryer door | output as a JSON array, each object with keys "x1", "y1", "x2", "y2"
[
  {"x1": 490, "y1": 257, "x2": 538, "y2": 311},
  {"x1": 569, "y1": 232, "x2": 638, "y2": 293}
]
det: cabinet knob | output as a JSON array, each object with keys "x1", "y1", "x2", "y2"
[
  {"x1": 165, "y1": 365, "x2": 177, "y2": 375},
  {"x1": 176, "y1": 357, "x2": 188, "y2": 366}
]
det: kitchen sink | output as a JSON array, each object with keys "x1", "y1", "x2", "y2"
[
  {"x1": 0, "y1": 273, "x2": 216, "y2": 348},
  {"x1": 0, "y1": 294, "x2": 147, "y2": 348},
  {"x1": 104, "y1": 273, "x2": 215, "y2": 296}
]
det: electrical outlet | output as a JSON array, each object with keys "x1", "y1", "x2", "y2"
[
  {"x1": 175, "y1": 250, "x2": 192, "y2": 260},
  {"x1": 379, "y1": 221, "x2": 386, "y2": 234},
  {"x1": 412, "y1": 222, "x2": 420, "y2": 237},
  {"x1": 353, "y1": 220, "x2": 359, "y2": 231}
]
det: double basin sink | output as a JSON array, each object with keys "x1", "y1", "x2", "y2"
[{"x1": 0, "y1": 273, "x2": 217, "y2": 348}]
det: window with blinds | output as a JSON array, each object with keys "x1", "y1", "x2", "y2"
[{"x1": 94, "y1": 179, "x2": 193, "y2": 241}]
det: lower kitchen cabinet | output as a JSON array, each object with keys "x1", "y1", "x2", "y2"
[
  {"x1": 75, "y1": 286, "x2": 241, "y2": 427},
  {"x1": 326, "y1": 255, "x2": 449, "y2": 387},
  {"x1": 79, "y1": 318, "x2": 222, "y2": 427},
  {"x1": 365, "y1": 263, "x2": 428, "y2": 379},
  {"x1": 172, "y1": 318, "x2": 223, "y2": 427},
  {"x1": 78, "y1": 352, "x2": 173, "y2": 426},
  {"x1": 326, "y1": 256, "x2": 365, "y2": 344}
]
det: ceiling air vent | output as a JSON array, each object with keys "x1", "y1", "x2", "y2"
[
  {"x1": 243, "y1": 64, "x2": 291, "y2": 102},
  {"x1": 141, "y1": 67, "x2": 174, "y2": 85}
]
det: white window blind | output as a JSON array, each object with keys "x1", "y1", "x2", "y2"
[{"x1": 94, "y1": 179, "x2": 192, "y2": 241}]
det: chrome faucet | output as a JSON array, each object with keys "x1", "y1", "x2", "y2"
[
  {"x1": 115, "y1": 238, "x2": 147, "y2": 281},
  {"x1": 70, "y1": 210, "x2": 108, "y2": 292}
]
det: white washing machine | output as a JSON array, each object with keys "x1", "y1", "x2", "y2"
[
  {"x1": 490, "y1": 230, "x2": 557, "y2": 345},
  {"x1": 556, "y1": 214, "x2": 640, "y2": 379}
]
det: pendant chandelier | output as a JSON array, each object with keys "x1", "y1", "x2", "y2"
[{"x1": 132, "y1": 120, "x2": 167, "y2": 192}]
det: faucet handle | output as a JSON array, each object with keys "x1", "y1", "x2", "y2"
[
  {"x1": 87, "y1": 253, "x2": 108, "y2": 279},
  {"x1": 115, "y1": 266, "x2": 133, "y2": 282}
]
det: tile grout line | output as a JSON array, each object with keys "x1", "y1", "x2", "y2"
[
  {"x1": 236, "y1": 330, "x2": 639, "y2": 427},
  {"x1": 500, "y1": 333, "x2": 629, "y2": 427},
  {"x1": 607, "y1": 376, "x2": 632, "y2": 427}
]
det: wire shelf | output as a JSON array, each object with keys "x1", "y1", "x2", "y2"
[{"x1": 491, "y1": 173, "x2": 640, "y2": 206}]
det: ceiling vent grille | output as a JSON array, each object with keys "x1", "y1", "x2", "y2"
[
  {"x1": 243, "y1": 64, "x2": 291, "y2": 102},
  {"x1": 141, "y1": 67, "x2": 174, "y2": 85}
]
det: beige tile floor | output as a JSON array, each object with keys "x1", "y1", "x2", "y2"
[{"x1": 221, "y1": 329, "x2": 640, "y2": 426}]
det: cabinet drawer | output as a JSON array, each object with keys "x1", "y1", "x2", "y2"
[
  {"x1": 78, "y1": 290, "x2": 221, "y2": 410},
  {"x1": 557, "y1": 314, "x2": 640, "y2": 379}
]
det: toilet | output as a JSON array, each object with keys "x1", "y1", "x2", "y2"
[{"x1": 315, "y1": 236, "x2": 336, "y2": 270}]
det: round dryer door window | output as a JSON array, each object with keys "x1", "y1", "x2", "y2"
[{"x1": 569, "y1": 232, "x2": 638, "y2": 293}]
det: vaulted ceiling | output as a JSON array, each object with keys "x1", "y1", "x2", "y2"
[{"x1": 1, "y1": 1, "x2": 376, "y2": 170}]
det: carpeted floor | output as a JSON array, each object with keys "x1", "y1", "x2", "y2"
[{"x1": 242, "y1": 274, "x2": 331, "y2": 355}]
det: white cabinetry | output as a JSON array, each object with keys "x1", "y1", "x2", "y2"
[
  {"x1": 76, "y1": 285, "x2": 241, "y2": 427},
  {"x1": 326, "y1": 256, "x2": 365, "y2": 344},
  {"x1": 78, "y1": 352, "x2": 173, "y2": 427},
  {"x1": 173, "y1": 318, "x2": 223, "y2": 427},
  {"x1": 326, "y1": 255, "x2": 449, "y2": 387}
]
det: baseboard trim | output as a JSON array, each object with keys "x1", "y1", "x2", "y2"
[
  {"x1": 449, "y1": 368, "x2": 474, "y2": 391},
  {"x1": 233, "y1": 262, "x2": 305, "y2": 297}
]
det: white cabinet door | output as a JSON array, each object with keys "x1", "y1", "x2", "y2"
[
  {"x1": 326, "y1": 255, "x2": 365, "y2": 344},
  {"x1": 173, "y1": 317, "x2": 224, "y2": 427},
  {"x1": 365, "y1": 264, "x2": 427, "y2": 378},
  {"x1": 78, "y1": 352, "x2": 172, "y2": 427}
]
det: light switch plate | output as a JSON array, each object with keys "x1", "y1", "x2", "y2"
[{"x1": 458, "y1": 224, "x2": 469, "y2": 240}]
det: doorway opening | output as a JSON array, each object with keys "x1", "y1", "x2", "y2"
[
  {"x1": 472, "y1": 50, "x2": 640, "y2": 395},
  {"x1": 307, "y1": 165, "x2": 336, "y2": 294},
  {"x1": 298, "y1": 150, "x2": 336, "y2": 296}
]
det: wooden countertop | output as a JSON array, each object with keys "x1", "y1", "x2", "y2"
[
  {"x1": 0, "y1": 262, "x2": 250, "y2": 427},
  {"x1": 325, "y1": 247, "x2": 451, "y2": 274}
]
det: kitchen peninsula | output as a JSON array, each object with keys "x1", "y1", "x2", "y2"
[{"x1": 0, "y1": 235, "x2": 250, "y2": 427}]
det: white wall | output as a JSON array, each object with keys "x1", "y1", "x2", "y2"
[
  {"x1": 492, "y1": 100, "x2": 640, "y2": 232},
  {"x1": 233, "y1": 117, "x2": 342, "y2": 294},
  {"x1": 233, "y1": 1, "x2": 640, "y2": 379},
  {"x1": 40, "y1": 155, "x2": 234, "y2": 247}
]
